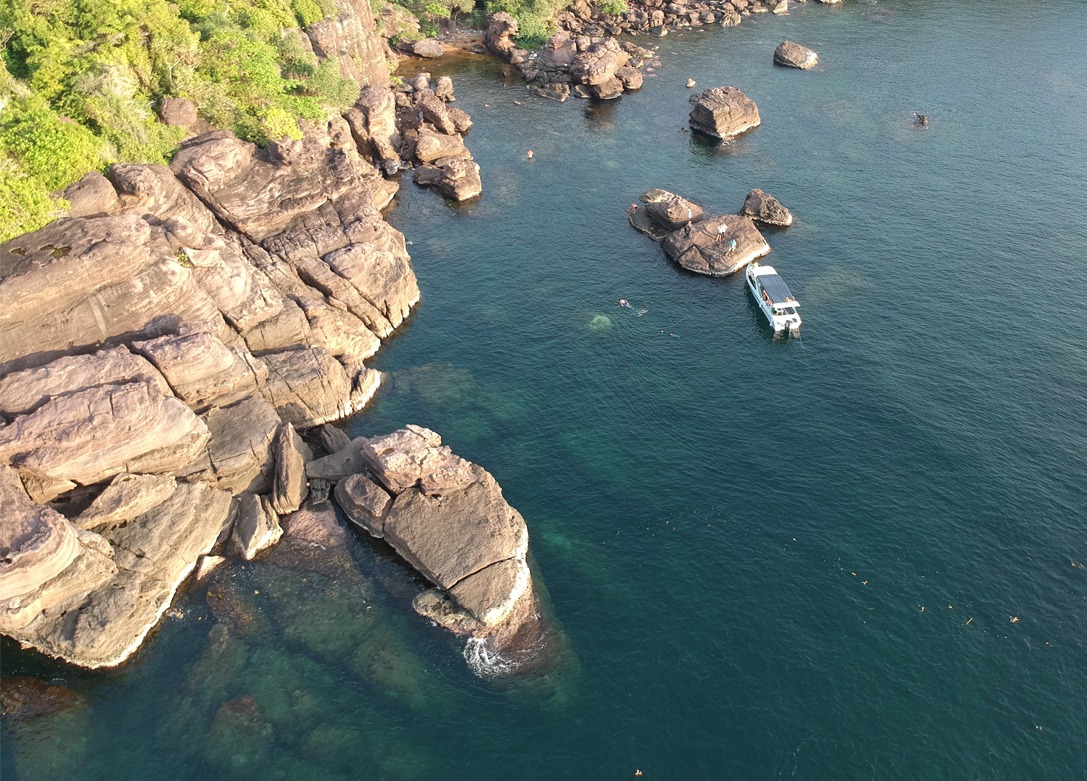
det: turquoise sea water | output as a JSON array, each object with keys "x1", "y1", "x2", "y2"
[{"x1": 4, "y1": 1, "x2": 1087, "y2": 778}]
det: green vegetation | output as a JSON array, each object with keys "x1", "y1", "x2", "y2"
[
  {"x1": 0, "y1": 0, "x2": 358, "y2": 241},
  {"x1": 482, "y1": 0, "x2": 563, "y2": 47},
  {"x1": 0, "y1": 0, "x2": 589, "y2": 242}
]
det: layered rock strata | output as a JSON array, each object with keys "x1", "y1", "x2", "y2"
[{"x1": 630, "y1": 188, "x2": 772, "y2": 275}]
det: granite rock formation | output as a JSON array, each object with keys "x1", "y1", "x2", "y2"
[{"x1": 0, "y1": 56, "x2": 424, "y2": 666}]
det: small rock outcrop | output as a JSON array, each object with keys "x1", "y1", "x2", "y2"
[
  {"x1": 630, "y1": 189, "x2": 772, "y2": 276},
  {"x1": 335, "y1": 426, "x2": 550, "y2": 666},
  {"x1": 689, "y1": 86, "x2": 762, "y2": 139},
  {"x1": 486, "y1": 21, "x2": 653, "y2": 103},
  {"x1": 394, "y1": 79, "x2": 482, "y2": 201},
  {"x1": 742, "y1": 188, "x2": 794, "y2": 227},
  {"x1": 774, "y1": 40, "x2": 819, "y2": 69}
]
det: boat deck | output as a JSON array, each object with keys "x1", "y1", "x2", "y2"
[{"x1": 754, "y1": 272, "x2": 796, "y2": 305}]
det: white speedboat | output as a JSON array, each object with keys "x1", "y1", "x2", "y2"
[{"x1": 746, "y1": 263, "x2": 802, "y2": 335}]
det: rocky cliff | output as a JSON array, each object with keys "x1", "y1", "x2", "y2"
[{"x1": 0, "y1": 2, "x2": 542, "y2": 673}]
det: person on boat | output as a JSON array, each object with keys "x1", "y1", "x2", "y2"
[{"x1": 619, "y1": 298, "x2": 630, "y2": 308}]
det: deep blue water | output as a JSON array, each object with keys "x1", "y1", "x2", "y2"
[{"x1": 4, "y1": 1, "x2": 1087, "y2": 778}]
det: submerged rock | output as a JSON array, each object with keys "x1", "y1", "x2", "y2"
[
  {"x1": 204, "y1": 695, "x2": 275, "y2": 773},
  {"x1": 0, "y1": 676, "x2": 87, "y2": 722}
]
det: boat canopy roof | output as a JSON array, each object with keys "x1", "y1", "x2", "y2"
[{"x1": 757, "y1": 273, "x2": 797, "y2": 305}]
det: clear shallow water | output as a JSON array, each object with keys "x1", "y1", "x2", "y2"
[{"x1": 5, "y1": 2, "x2": 1087, "y2": 778}]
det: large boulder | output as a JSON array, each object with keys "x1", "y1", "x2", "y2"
[
  {"x1": 231, "y1": 493, "x2": 282, "y2": 560},
  {"x1": 689, "y1": 86, "x2": 762, "y2": 139},
  {"x1": 742, "y1": 188, "x2": 794, "y2": 227},
  {"x1": 411, "y1": 38, "x2": 444, "y2": 58},
  {"x1": 271, "y1": 422, "x2": 312, "y2": 515},
  {"x1": 362, "y1": 425, "x2": 476, "y2": 495},
  {"x1": 338, "y1": 426, "x2": 543, "y2": 649},
  {"x1": 485, "y1": 12, "x2": 519, "y2": 58},
  {"x1": 335, "y1": 472, "x2": 393, "y2": 536},
  {"x1": 413, "y1": 158, "x2": 483, "y2": 202},
  {"x1": 383, "y1": 472, "x2": 528, "y2": 593},
  {"x1": 61, "y1": 172, "x2": 118, "y2": 218},
  {"x1": 774, "y1": 40, "x2": 819, "y2": 69},
  {"x1": 660, "y1": 214, "x2": 771, "y2": 276},
  {"x1": 158, "y1": 97, "x2": 198, "y2": 128},
  {"x1": 413, "y1": 128, "x2": 472, "y2": 163},
  {"x1": 570, "y1": 38, "x2": 625, "y2": 86}
]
